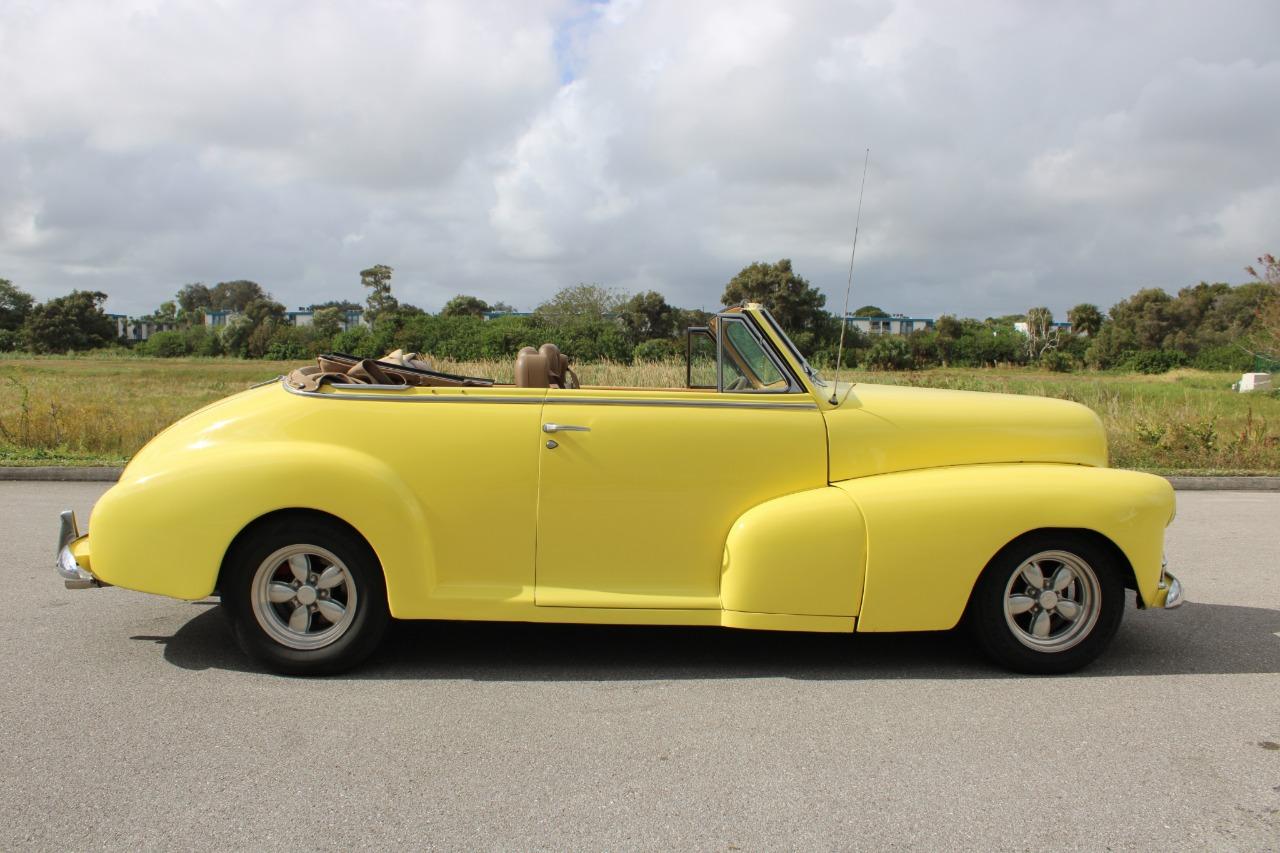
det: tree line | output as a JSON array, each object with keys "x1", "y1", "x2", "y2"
[{"x1": 1, "y1": 254, "x2": 1276, "y2": 373}]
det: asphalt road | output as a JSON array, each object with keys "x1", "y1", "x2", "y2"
[{"x1": 2, "y1": 483, "x2": 1278, "y2": 851}]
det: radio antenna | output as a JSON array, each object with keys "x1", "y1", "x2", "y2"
[{"x1": 829, "y1": 148, "x2": 870, "y2": 406}]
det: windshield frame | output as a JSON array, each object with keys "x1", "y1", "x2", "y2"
[
  {"x1": 713, "y1": 313, "x2": 803, "y2": 393},
  {"x1": 756, "y1": 308, "x2": 828, "y2": 388}
]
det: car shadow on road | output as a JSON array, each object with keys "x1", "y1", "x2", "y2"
[{"x1": 133, "y1": 598, "x2": 1280, "y2": 681}]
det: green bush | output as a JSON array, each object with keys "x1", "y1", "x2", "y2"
[
  {"x1": 1122, "y1": 349, "x2": 1188, "y2": 374},
  {"x1": 866, "y1": 335, "x2": 913, "y2": 370},
  {"x1": 1191, "y1": 345, "x2": 1253, "y2": 372},
  {"x1": 136, "y1": 326, "x2": 223, "y2": 357},
  {"x1": 1039, "y1": 350, "x2": 1076, "y2": 372},
  {"x1": 632, "y1": 338, "x2": 682, "y2": 361},
  {"x1": 330, "y1": 325, "x2": 375, "y2": 357},
  {"x1": 0, "y1": 328, "x2": 19, "y2": 352}
]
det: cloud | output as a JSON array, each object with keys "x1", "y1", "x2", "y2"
[{"x1": 0, "y1": 0, "x2": 1277, "y2": 320}]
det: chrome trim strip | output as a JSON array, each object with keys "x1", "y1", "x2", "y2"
[
  {"x1": 281, "y1": 379, "x2": 541, "y2": 404},
  {"x1": 328, "y1": 382, "x2": 417, "y2": 391},
  {"x1": 544, "y1": 397, "x2": 818, "y2": 411},
  {"x1": 281, "y1": 377, "x2": 818, "y2": 410}
]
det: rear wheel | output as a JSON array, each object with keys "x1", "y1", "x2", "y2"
[
  {"x1": 221, "y1": 518, "x2": 389, "y2": 676},
  {"x1": 969, "y1": 533, "x2": 1124, "y2": 674}
]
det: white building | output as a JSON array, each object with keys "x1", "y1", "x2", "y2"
[
  {"x1": 845, "y1": 315, "x2": 936, "y2": 336},
  {"x1": 108, "y1": 314, "x2": 180, "y2": 342},
  {"x1": 1013, "y1": 321, "x2": 1073, "y2": 336},
  {"x1": 204, "y1": 307, "x2": 367, "y2": 332}
]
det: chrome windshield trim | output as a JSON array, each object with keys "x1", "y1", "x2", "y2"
[{"x1": 757, "y1": 308, "x2": 827, "y2": 387}]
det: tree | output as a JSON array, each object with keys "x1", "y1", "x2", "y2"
[
  {"x1": 490, "y1": 301, "x2": 516, "y2": 313},
  {"x1": 360, "y1": 265, "x2": 398, "y2": 322},
  {"x1": 934, "y1": 314, "x2": 963, "y2": 365},
  {"x1": 1024, "y1": 306, "x2": 1059, "y2": 359},
  {"x1": 1245, "y1": 253, "x2": 1280, "y2": 360},
  {"x1": 22, "y1": 290, "x2": 116, "y2": 353},
  {"x1": 209, "y1": 280, "x2": 268, "y2": 312},
  {"x1": 176, "y1": 283, "x2": 212, "y2": 314},
  {"x1": 308, "y1": 300, "x2": 362, "y2": 311},
  {"x1": 440, "y1": 295, "x2": 490, "y2": 318},
  {"x1": 1108, "y1": 288, "x2": 1176, "y2": 350},
  {"x1": 852, "y1": 305, "x2": 886, "y2": 317},
  {"x1": 1066, "y1": 303, "x2": 1103, "y2": 338},
  {"x1": 311, "y1": 307, "x2": 346, "y2": 339},
  {"x1": 0, "y1": 278, "x2": 34, "y2": 331},
  {"x1": 149, "y1": 300, "x2": 178, "y2": 323},
  {"x1": 721, "y1": 259, "x2": 827, "y2": 333},
  {"x1": 535, "y1": 284, "x2": 625, "y2": 324},
  {"x1": 618, "y1": 290, "x2": 675, "y2": 343}
]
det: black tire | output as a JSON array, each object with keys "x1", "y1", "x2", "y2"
[
  {"x1": 221, "y1": 516, "x2": 389, "y2": 676},
  {"x1": 968, "y1": 532, "x2": 1125, "y2": 674}
]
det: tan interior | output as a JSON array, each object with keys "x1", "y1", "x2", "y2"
[{"x1": 514, "y1": 346, "x2": 550, "y2": 388}]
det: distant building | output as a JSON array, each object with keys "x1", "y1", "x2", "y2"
[
  {"x1": 845, "y1": 314, "x2": 936, "y2": 336},
  {"x1": 108, "y1": 313, "x2": 180, "y2": 342},
  {"x1": 1014, "y1": 321, "x2": 1072, "y2": 336},
  {"x1": 481, "y1": 310, "x2": 533, "y2": 320},
  {"x1": 204, "y1": 307, "x2": 367, "y2": 332},
  {"x1": 107, "y1": 306, "x2": 369, "y2": 342}
]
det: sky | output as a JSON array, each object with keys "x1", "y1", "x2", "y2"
[{"x1": 1, "y1": 0, "x2": 1277, "y2": 319}]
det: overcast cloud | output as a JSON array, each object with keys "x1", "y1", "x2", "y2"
[{"x1": 1, "y1": 0, "x2": 1277, "y2": 318}]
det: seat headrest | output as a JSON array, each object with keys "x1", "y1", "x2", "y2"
[{"x1": 515, "y1": 350, "x2": 551, "y2": 388}]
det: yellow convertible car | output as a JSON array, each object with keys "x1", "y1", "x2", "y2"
[{"x1": 57, "y1": 304, "x2": 1182, "y2": 675}]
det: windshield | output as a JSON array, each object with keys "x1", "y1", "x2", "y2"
[{"x1": 757, "y1": 308, "x2": 828, "y2": 387}]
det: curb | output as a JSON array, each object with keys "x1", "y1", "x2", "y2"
[
  {"x1": 1, "y1": 467, "x2": 1278, "y2": 490},
  {"x1": 0, "y1": 466, "x2": 124, "y2": 482},
  {"x1": 1164, "y1": 476, "x2": 1280, "y2": 491}
]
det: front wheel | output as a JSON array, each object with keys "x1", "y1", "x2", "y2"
[
  {"x1": 221, "y1": 518, "x2": 389, "y2": 676},
  {"x1": 968, "y1": 534, "x2": 1124, "y2": 674}
]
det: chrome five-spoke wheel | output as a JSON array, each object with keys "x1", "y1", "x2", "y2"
[
  {"x1": 252, "y1": 545, "x2": 358, "y2": 650},
  {"x1": 224, "y1": 516, "x2": 389, "y2": 675},
  {"x1": 1001, "y1": 550, "x2": 1100, "y2": 653},
  {"x1": 970, "y1": 534, "x2": 1124, "y2": 674}
]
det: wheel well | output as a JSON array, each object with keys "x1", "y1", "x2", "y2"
[
  {"x1": 962, "y1": 527, "x2": 1138, "y2": 623},
  {"x1": 215, "y1": 508, "x2": 379, "y2": 594}
]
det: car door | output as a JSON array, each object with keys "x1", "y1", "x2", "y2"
[{"x1": 533, "y1": 314, "x2": 828, "y2": 610}]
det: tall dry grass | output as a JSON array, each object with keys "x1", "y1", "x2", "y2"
[{"x1": 1, "y1": 355, "x2": 1276, "y2": 472}]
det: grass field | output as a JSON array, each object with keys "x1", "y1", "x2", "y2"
[{"x1": 1, "y1": 355, "x2": 1277, "y2": 473}]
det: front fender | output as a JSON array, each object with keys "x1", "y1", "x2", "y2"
[
  {"x1": 835, "y1": 464, "x2": 1175, "y2": 632},
  {"x1": 88, "y1": 441, "x2": 433, "y2": 613}
]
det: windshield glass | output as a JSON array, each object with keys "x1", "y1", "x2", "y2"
[
  {"x1": 758, "y1": 308, "x2": 827, "y2": 386},
  {"x1": 724, "y1": 321, "x2": 787, "y2": 386}
]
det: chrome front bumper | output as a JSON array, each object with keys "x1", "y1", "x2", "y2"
[
  {"x1": 56, "y1": 510, "x2": 101, "y2": 590},
  {"x1": 1157, "y1": 556, "x2": 1184, "y2": 609}
]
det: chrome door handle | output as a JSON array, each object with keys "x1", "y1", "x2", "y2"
[{"x1": 542, "y1": 423, "x2": 591, "y2": 433}]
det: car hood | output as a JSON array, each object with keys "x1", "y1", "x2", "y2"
[{"x1": 823, "y1": 382, "x2": 1108, "y2": 481}]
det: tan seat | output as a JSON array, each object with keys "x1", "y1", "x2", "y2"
[
  {"x1": 539, "y1": 343, "x2": 580, "y2": 389},
  {"x1": 515, "y1": 346, "x2": 551, "y2": 388}
]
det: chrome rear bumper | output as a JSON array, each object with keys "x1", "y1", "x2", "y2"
[{"x1": 56, "y1": 510, "x2": 101, "y2": 590}]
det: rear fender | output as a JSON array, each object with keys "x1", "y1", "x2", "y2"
[{"x1": 88, "y1": 442, "x2": 432, "y2": 614}]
